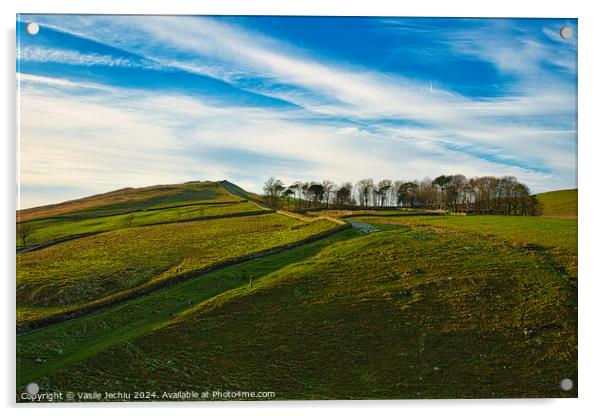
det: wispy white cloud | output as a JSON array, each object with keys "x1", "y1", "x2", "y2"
[
  {"x1": 18, "y1": 75, "x2": 567, "y2": 208},
  {"x1": 18, "y1": 46, "x2": 167, "y2": 70},
  {"x1": 18, "y1": 72, "x2": 109, "y2": 90},
  {"x1": 448, "y1": 24, "x2": 577, "y2": 79},
  {"x1": 31, "y1": 17, "x2": 577, "y2": 118}
]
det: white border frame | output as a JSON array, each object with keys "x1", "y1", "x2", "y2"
[{"x1": 3, "y1": 1, "x2": 600, "y2": 414}]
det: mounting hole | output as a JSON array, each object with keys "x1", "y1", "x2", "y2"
[
  {"x1": 26, "y1": 22, "x2": 40, "y2": 36},
  {"x1": 559, "y1": 26, "x2": 572, "y2": 40},
  {"x1": 25, "y1": 382, "x2": 39, "y2": 395},
  {"x1": 559, "y1": 378, "x2": 573, "y2": 391}
]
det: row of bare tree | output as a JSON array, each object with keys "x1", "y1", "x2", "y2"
[{"x1": 263, "y1": 175, "x2": 539, "y2": 215}]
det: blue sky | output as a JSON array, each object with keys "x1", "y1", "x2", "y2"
[{"x1": 17, "y1": 15, "x2": 577, "y2": 208}]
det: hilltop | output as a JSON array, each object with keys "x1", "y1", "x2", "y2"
[{"x1": 17, "y1": 181, "x2": 238, "y2": 223}]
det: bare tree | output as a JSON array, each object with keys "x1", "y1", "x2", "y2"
[
  {"x1": 308, "y1": 183, "x2": 325, "y2": 207},
  {"x1": 263, "y1": 177, "x2": 285, "y2": 209},
  {"x1": 301, "y1": 182, "x2": 312, "y2": 209},
  {"x1": 334, "y1": 182, "x2": 352, "y2": 207},
  {"x1": 355, "y1": 178, "x2": 374, "y2": 207},
  {"x1": 322, "y1": 180, "x2": 336, "y2": 209},
  {"x1": 392, "y1": 180, "x2": 403, "y2": 207},
  {"x1": 396, "y1": 181, "x2": 417, "y2": 207},
  {"x1": 415, "y1": 178, "x2": 438, "y2": 209},
  {"x1": 282, "y1": 187, "x2": 295, "y2": 210},
  {"x1": 17, "y1": 222, "x2": 34, "y2": 248},
  {"x1": 432, "y1": 175, "x2": 452, "y2": 209},
  {"x1": 376, "y1": 179, "x2": 392, "y2": 207},
  {"x1": 289, "y1": 182, "x2": 301, "y2": 210},
  {"x1": 445, "y1": 175, "x2": 467, "y2": 212}
]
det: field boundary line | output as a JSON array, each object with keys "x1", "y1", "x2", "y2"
[
  {"x1": 17, "y1": 232, "x2": 104, "y2": 254},
  {"x1": 276, "y1": 208, "x2": 347, "y2": 226},
  {"x1": 143, "y1": 200, "x2": 241, "y2": 211}
]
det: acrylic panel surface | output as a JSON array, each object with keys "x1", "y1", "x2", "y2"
[{"x1": 16, "y1": 15, "x2": 577, "y2": 402}]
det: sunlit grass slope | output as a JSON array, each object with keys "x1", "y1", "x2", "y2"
[
  {"x1": 17, "y1": 181, "x2": 237, "y2": 222},
  {"x1": 15, "y1": 181, "x2": 578, "y2": 400},
  {"x1": 17, "y1": 214, "x2": 338, "y2": 320},
  {"x1": 16, "y1": 229, "x2": 359, "y2": 388},
  {"x1": 36, "y1": 225, "x2": 576, "y2": 399},
  {"x1": 356, "y1": 215, "x2": 577, "y2": 279},
  {"x1": 536, "y1": 189, "x2": 577, "y2": 219},
  {"x1": 219, "y1": 180, "x2": 267, "y2": 205},
  {"x1": 17, "y1": 201, "x2": 262, "y2": 249}
]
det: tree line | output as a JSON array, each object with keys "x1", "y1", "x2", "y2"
[{"x1": 263, "y1": 174, "x2": 540, "y2": 216}]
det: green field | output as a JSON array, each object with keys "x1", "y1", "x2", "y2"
[
  {"x1": 16, "y1": 181, "x2": 578, "y2": 400},
  {"x1": 16, "y1": 229, "x2": 358, "y2": 388},
  {"x1": 17, "y1": 213, "x2": 339, "y2": 323},
  {"x1": 536, "y1": 189, "x2": 578, "y2": 219},
  {"x1": 355, "y1": 214, "x2": 577, "y2": 279},
  {"x1": 17, "y1": 200, "x2": 262, "y2": 249},
  {"x1": 19, "y1": 223, "x2": 576, "y2": 399}
]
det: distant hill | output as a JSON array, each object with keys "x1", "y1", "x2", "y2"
[
  {"x1": 17, "y1": 181, "x2": 238, "y2": 222},
  {"x1": 219, "y1": 180, "x2": 268, "y2": 206},
  {"x1": 536, "y1": 189, "x2": 577, "y2": 219}
]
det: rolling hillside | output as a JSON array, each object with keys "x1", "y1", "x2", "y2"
[
  {"x1": 219, "y1": 180, "x2": 268, "y2": 207},
  {"x1": 16, "y1": 181, "x2": 266, "y2": 250},
  {"x1": 536, "y1": 189, "x2": 578, "y2": 219},
  {"x1": 16, "y1": 181, "x2": 577, "y2": 400},
  {"x1": 17, "y1": 181, "x2": 238, "y2": 223},
  {"x1": 17, "y1": 214, "x2": 340, "y2": 326}
]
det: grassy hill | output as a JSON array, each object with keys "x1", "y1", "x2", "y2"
[
  {"x1": 17, "y1": 201, "x2": 263, "y2": 249},
  {"x1": 536, "y1": 189, "x2": 578, "y2": 219},
  {"x1": 358, "y1": 214, "x2": 577, "y2": 278},
  {"x1": 17, "y1": 181, "x2": 237, "y2": 223},
  {"x1": 219, "y1": 180, "x2": 268, "y2": 206},
  {"x1": 17, "y1": 214, "x2": 339, "y2": 323},
  {"x1": 16, "y1": 229, "x2": 357, "y2": 389},
  {"x1": 16, "y1": 181, "x2": 271, "y2": 249},
  {"x1": 16, "y1": 181, "x2": 577, "y2": 400}
]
